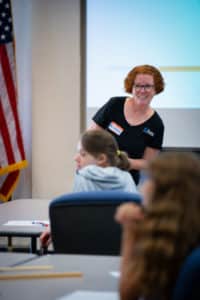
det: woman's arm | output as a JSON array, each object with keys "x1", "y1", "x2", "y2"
[
  {"x1": 115, "y1": 203, "x2": 144, "y2": 269},
  {"x1": 115, "y1": 203, "x2": 144, "y2": 300},
  {"x1": 128, "y1": 147, "x2": 160, "y2": 171},
  {"x1": 119, "y1": 226, "x2": 140, "y2": 300},
  {"x1": 89, "y1": 121, "x2": 160, "y2": 171}
]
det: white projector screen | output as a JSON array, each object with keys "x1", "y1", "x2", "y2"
[{"x1": 86, "y1": 0, "x2": 200, "y2": 147}]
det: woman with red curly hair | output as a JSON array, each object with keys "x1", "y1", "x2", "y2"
[{"x1": 91, "y1": 65, "x2": 165, "y2": 185}]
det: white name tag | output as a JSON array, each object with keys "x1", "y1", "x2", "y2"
[{"x1": 108, "y1": 121, "x2": 124, "y2": 135}]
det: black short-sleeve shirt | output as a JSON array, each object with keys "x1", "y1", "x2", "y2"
[{"x1": 92, "y1": 97, "x2": 164, "y2": 184}]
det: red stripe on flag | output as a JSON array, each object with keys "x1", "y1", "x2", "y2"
[
  {"x1": 0, "y1": 0, "x2": 27, "y2": 201},
  {"x1": 0, "y1": 95, "x2": 15, "y2": 164},
  {"x1": 0, "y1": 45, "x2": 25, "y2": 160}
]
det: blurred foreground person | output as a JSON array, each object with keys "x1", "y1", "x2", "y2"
[{"x1": 115, "y1": 152, "x2": 200, "y2": 300}]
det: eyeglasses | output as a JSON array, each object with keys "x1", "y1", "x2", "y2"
[{"x1": 134, "y1": 84, "x2": 154, "y2": 91}]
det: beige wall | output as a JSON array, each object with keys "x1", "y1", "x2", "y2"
[{"x1": 31, "y1": 0, "x2": 82, "y2": 198}]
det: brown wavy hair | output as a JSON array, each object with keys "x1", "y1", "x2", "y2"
[
  {"x1": 81, "y1": 130, "x2": 130, "y2": 171},
  {"x1": 124, "y1": 64, "x2": 165, "y2": 95},
  {"x1": 127, "y1": 152, "x2": 200, "y2": 300}
]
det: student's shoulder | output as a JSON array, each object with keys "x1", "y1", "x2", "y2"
[
  {"x1": 79, "y1": 165, "x2": 98, "y2": 172},
  {"x1": 78, "y1": 165, "x2": 102, "y2": 176}
]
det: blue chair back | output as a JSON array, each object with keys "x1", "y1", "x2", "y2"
[
  {"x1": 49, "y1": 190, "x2": 141, "y2": 255},
  {"x1": 172, "y1": 246, "x2": 200, "y2": 299}
]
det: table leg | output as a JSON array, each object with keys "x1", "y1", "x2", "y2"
[
  {"x1": 8, "y1": 236, "x2": 13, "y2": 252},
  {"x1": 30, "y1": 237, "x2": 37, "y2": 253}
]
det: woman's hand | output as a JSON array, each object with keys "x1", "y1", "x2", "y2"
[{"x1": 115, "y1": 202, "x2": 144, "y2": 226}]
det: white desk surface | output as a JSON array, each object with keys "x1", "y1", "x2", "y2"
[
  {"x1": 0, "y1": 199, "x2": 51, "y2": 253},
  {"x1": 0, "y1": 254, "x2": 120, "y2": 300},
  {"x1": 0, "y1": 198, "x2": 51, "y2": 235}
]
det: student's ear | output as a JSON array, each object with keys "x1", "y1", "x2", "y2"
[{"x1": 96, "y1": 154, "x2": 108, "y2": 167}]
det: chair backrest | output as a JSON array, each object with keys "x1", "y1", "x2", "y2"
[
  {"x1": 172, "y1": 246, "x2": 200, "y2": 300},
  {"x1": 49, "y1": 190, "x2": 141, "y2": 255}
]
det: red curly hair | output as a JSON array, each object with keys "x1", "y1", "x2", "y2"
[{"x1": 124, "y1": 64, "x2": 165, "y2": 94}]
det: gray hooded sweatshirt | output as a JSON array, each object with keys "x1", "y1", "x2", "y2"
[{"x1": 73, "y1": 165, "x2": 138, "y2": 193}]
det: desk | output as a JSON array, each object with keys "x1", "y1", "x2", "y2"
[
  {"x1": 0, "y1": 199, "x2": 51, "y2": 253},
  {"x1": 0, "y1": 254, "x2": 120, "y2": 300},
  {"x1": 0, "y1": 252, "x2": 37, "y2": 267}
]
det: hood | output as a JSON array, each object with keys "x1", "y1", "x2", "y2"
[{"x1": 77, "y1": 165, "x2": 130, "y2": 190}]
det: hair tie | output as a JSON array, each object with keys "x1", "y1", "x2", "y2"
[{"x1": 117, "y1": 150, "x2": 121, "y2": 156}]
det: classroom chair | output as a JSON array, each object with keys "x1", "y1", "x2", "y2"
[{"x1": 49, "y1": 190, "x2": 141, "y2": 255}]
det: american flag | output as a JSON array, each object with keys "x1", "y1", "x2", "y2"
[{"x1": 0, "y1": 0, "x2": 27, "y2": 202}]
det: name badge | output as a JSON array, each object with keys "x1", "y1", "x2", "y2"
[{"x1": 108, "y1": 121, "x2": 124, "y2": 136}]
